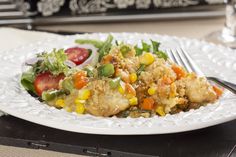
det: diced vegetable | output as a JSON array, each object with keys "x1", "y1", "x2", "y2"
[
  {"x1": 162, "y1": 76, "x2": 173, "y2": 85},
  {"x1": 125, "y1": 83, "x2": 136, "y2": 97},
  {"x1": 78, "y1": 89, "x2": 91, "y2": 100},
  {"x1": 129, "y1": 97, "x2": 138, "y2": 105},
  {"x1": 129, "y1": 73, "x2": 137, "y2": 83},
  {"x1": 98, "y1": 63, "x2": 115, "y2": 77},
  {"x1": 137, "y1": 64, "x2": 146, "y2": 75},
  {"x1": 55, "y1": 99, "x2": 65, "y2": 108},
  {"x1": 42, "y1": 90, "x2": 65, "y2": 101},
  {"x1": 76, "y1": 103, "x2": 85, "y2": 114},
  {"x1": 83, "y1": 65, "x2": 94, "y2": 77},
  {"x1": 141, "y1": 97, "x2": 155, "y2": 110},
  {"x1": 120, "y1": 45, "x2": 131, "y2": 57},
  {"x1": 148, "y1": 87, "x2": 156, "y2": 95},
  {"x1": 140, "y1": 53, "x2": 155, "y2": 65},
  {"x1": 156, "y1": 105, "x2": 166, "y2": 116},
  {"x1": 171, "y1": 65, "x2": 186, "y2": 79},
  {"x1": 61, "y1": 78, "x2": 74, "y2": 93},
  {"x1": 73, "y1": 71, "x2": 89, "y2": 89},
  {"x1": 109, "y1": 77, "x2": 121, "y2": 89},
  {"x1": 213, "y1": 85, "x2": 223, "y2": 97}
]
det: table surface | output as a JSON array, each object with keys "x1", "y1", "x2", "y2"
[{"x1": 0, "y1": 17, "x2": 229, "y2": 157}]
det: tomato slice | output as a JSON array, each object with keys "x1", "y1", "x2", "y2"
[
  {"x1": 34, "y1": 72, "x2": 65, "y2": 96},
  {"x1": 65, "y1": 47, "x2": 90, "y2": 65}
]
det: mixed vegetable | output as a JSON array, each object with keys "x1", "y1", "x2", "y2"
[{"x1": 21, "y1": 35, "x2": 223, "y2": 118}]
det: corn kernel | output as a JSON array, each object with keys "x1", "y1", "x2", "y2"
[
  {"x1": 148, "y1": 87, "x2": 156, "y2": 95},
  {"x1": 55, "y1": 99, "x2": 65, "y2": 108},
  {"x1": 156, "y1": 106, "x2": 166, "y2": 117},
  {"x1": 129, "y1": 97, "x2": 138, "y2": 105},
  {"x1": 129, "y1": 73, "x2": 137, "y2": 83},
  {"x1": 169, "y1": 83, "x2": 177, "y2": 98},
  {"x1": 78, "y1": 89, "x2": 91, "y2": 100},
  {"x1": 65, "y1": 106, "x2": 72, "y2": 112},
  {"x1": 140, "y1": 53, "x2": 155, "y2": 65},
  {"x1": 74, "y1": 98, "x2": 86, "y2": 105},
  {"x1": 76, "y1": 103, "x2": 85, "y2": 114},
  {"x1": 118, "y1": 85, "x2": 125, "y2": 95}
]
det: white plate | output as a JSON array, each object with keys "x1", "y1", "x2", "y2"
[{"x1": 0, "y1": 33, "x2": 236, "y2": 135}]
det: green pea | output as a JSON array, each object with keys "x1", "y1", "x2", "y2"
[{"x1": 98, "y1": 63, "x2": 115, "y2": 77}]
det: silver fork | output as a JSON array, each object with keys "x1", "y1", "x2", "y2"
[{"x1": 167, "y1": 48, "x2": 236, "y2": 94}]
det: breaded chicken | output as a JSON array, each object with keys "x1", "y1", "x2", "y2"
[{"x1": 84, "y1": 79, "x2": 129, "y2": 117}]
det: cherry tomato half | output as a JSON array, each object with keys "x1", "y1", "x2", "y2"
[
  {"x1": 34, "y1": 72, "x2": 65, "y2": 96},
  {"x1": 65, "y1": 47, "x2": 90, "y2": 65}
]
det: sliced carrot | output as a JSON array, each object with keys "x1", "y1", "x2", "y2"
[
  {"x1": 73, "y1": 71, "x2": 89, "y2": 89},
  {"x1": 74, "y1": 77, "x2": 89, "y2": 89},
  {"x1": 73, "y1": 71, "x2": 87, "y2": 80},
  {"x1": 116, "y1": 68, "x2": 130, "y2": 83},
  {"x1": 213, "y1": 85, "x2": 223, "y2": 97},
  {"x1": 125, "y1": 83, "x2": 136, "y2": 96},
  {"x1": 171, "y1": 65, "x2": 186, "y2": 80},
  {"x1": 101, "y1": 55, "x2": 113, "y2": 64},
  {"x1": 141, "y1": 97, "x2": 155, "y2": 110},
  {"x1": 162, "y1": 75, "x2": 173, "y2": 85}
]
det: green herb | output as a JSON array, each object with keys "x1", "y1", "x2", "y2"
[
  {"x1": 109, "y1": 77, "x2": 121, "y2": 89},
  {"x1": 21, "y1": 70, "x2": 36, "y2": 93},
  {"x1": 151, "y1": 40, "x2": 168, "y2": 60},
  {"x1": 134, "y1": 45, "x2": 143, "y2": 56},
  {"x1": 42, "y1": 90, "x2": 66, "y2": 101},
  {"x1": 137, "y1": 64, "x2": 146, "y2": 75},
  {"x1": 75, "y1": 39, "x2": 104, "y2": 49},
  {"x1": 98, "y1": 35, "x2": 113, "y2": 61},
  {"x1": 151, "y1": 40, "x2": 160, "y2": 52},
  {"x1": 98, "y1": 63, "x2": 115, "y2": 77},
  {"x1": 154, "y1": 50, "x2": 168, "y2": 60},
  {"x1": 142, "y1": 41, "x2": 151, "y2": 52},
  {"x1": 38, "y1": 49, "x2": 69, "y2": 75}
]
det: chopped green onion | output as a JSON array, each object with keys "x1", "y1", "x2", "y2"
[
  {"x1": 83, "y1": 65, "x2": 94, "y2": 77},
  {"x1": 42, "y1": 90, "x2": 65, "y2": 101},
  {"x1": 61, "y1": 78, "x2": 74, "y2": 93},
  {"x1": 109, "y1": 77, "x2": 121, "y2": 89},
  {"x1": 137, "y1": 64, "x2": 146, "y2": 75}
]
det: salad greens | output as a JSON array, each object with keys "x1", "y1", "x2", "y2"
[
  {"x1": 37, "y1": 49, "x2": 69, "y2": 76},
  {"x1": 21, "y1": 70, "x2": 36, "y2": 94}
]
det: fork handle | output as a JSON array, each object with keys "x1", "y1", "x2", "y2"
[{"x1": 207, "y1": 77, "x2": 236, "y2": 95}]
